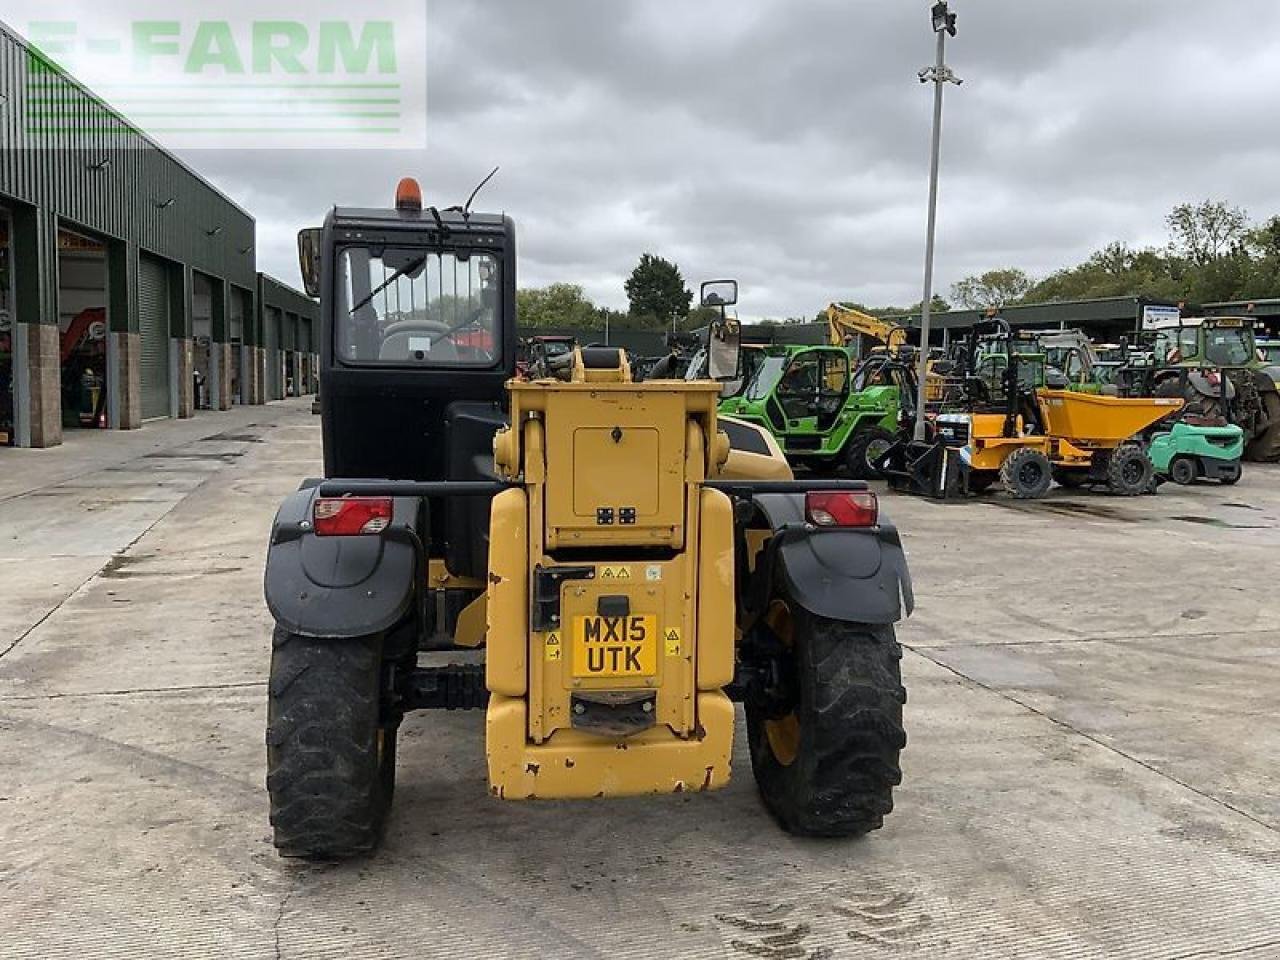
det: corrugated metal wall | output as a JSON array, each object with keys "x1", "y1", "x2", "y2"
[
  {"x1": 0, "y1": 24, "x2": 255, "y2": 291},
  {"x1": 258, "y1": 275, "x2": 317, "y2": 328}
]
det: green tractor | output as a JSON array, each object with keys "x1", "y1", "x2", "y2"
[
  {"x1": 719, "y1": 345, "x2": 910, "y2": 478},
  {"x1": 1136, "y1": 316, "x2": 1280, "y2": 462}
]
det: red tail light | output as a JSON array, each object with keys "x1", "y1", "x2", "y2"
[
  {"x1": 313, "y1": 497, "x2": 393, "y2": 536},
  {"x1": 805, "y1": 490, "x2": 878, "y2": 528}
]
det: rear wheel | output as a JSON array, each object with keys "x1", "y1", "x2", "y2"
[
  {"x1": 1220, "y1": 463, "x2": 1243, "y2": 485},
  {"x1": 266, "y1": 628, "x2": 397, "y2": 858},
  {"x1": 1000, "y1": 447, "x2": 1052, "y2": 499},
  {"x1": 1168, "y1": 456, "x2": 1197, "y2": 486},
  {"x1": 746, "y1": 597, "x2": 906, "y2": 837},
  {"x1": 1107, "y1": 443, "x2": 1153, "y2": 496},
  {"x1": 1245, "y1": 391, "x2": 1280, "y2": 463},
  {"x1": 1154, "y1": 377, "x2": 1224, "y2": 422},
  {"x1": 845, "y1": 426, "x2": 897, "y2": 481}
]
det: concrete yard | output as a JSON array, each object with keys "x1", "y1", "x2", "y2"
[{"x1": 2, "y1": 399, "x2": 1278, "y2": 959}]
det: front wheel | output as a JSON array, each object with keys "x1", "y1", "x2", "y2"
[
  {"x1": 1000, "y1": 447, "x2": 1052, "y2": 499},
  {"x1": 1107, "y1": 443, "x2": 1154, "y2": 496},
  {"x1": 845, "y1": 426, "x2": 897, "y2": 481},
  {"x1": 746, "y1": 598, "x2": 906, "y2": 837},
  {"x1": 266, "y1": 628, "x2": 397, "y2": 858},
  {"x1": 1219, "y1": 463, "x2": 1242, "y2": 485},
  {"x1": 1168, "y1": 456, "x2": 1197, "y2": 486}
]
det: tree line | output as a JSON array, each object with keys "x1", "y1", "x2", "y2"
[
  {"x1": 518, "y1": 253, "x2": 809, "y2": 331},
  {"x1": 944, "y1": 199, "x2": 1280, "y2": 313},
  {"x1": 518, "y1": 253, "x2": 720, "y2": 332}
]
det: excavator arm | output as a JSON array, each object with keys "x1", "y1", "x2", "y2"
[{"x1": 824, "y1": 303, "x2": 908, "y2": 351}]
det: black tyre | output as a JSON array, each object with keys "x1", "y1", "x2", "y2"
[
  {"x1": 1052, "y1": 468, "x2": 1090, "y2": 490},
  {"x1": 1168, "y1": 456, "x2": 1197, "y2": 486},
  {"x1": 746, "y1": 599, "x2": 906, "y2": 838},
  {"x1": 1219, "y1": 463, "x2": 1242, "y2": 485},
  {"x1": 266, "y1": 628, "x2": 397, "y2": 858},
  {"x1": 1245, "y1": 391, "x2": 1280, "y2": 463},
  {"x1": 999, "y1": 447, "x2": 1052, "y2": 499},
  {"x1": 845, "y1": 426, "x2": 897, "y2": 481},
  {"x1": 1107, "y1": 443, "x2": 1153, "y2": 496}
]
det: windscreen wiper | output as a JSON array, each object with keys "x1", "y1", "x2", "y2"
[
  {"x1": 349, "y1": 255, "x2": 427, "y2": 315},
  {"x1": 427, "y1": 307, "x2": 486, "y2": 347}
]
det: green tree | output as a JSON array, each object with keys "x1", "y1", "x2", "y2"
[
  {"x1": 909, "y1": 295, "x2": 952, "y2": 315},
  {"x1": 950, "y1": 268, "x2": 1032, "y2": 309},
  {"x1": 624, "y1": 254, "x2": 692, "y2": 329},
  {"x1": 683, "y1": 304, "x2": 722, "y2": 330},
  {"x1": 1167, "y1": 200, "x2": 1249, "y2": 266},
  {"x1": 1023, "y1": 242, "x2": 1180, "y2": 304},
  {"x1": 517, "y1": 283, "x2": 603, "y2": 330}
]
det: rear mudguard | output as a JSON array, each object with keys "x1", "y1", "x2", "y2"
[
  {"x1": 264, "y1": 486, "x2": 424, "y2": 639},
  {"x1": 752, "y1": 493, "x2": 914, "y2": 625}
]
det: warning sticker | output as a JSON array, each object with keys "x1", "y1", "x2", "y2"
[
  {"x1": 545, "y1": 631, "x2": 562, "y2": 662},
  {"x1": 600, "y1": 566, "x2": 632, "y2": 581},
  {"x1": 645, "y1": 565, "x2": 663, "y2": 582},
  {"x1": 664, "y1": 628, "x2": 682, "y2": 657}
]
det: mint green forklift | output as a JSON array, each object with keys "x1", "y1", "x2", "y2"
[{"x1": 1149, "y1": 421, "x2": 1244, "y2": 485}]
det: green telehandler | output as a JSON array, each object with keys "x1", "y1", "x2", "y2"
[{"x1": 718, "y1": 345, "x2": 912, "y2": 478}]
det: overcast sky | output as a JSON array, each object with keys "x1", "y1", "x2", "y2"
[{"x1": 39, "y1": 0, "x2": 1280, "y2": 319}]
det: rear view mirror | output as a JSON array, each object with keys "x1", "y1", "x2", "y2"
[
  {"x1": 708, "y1": 317, "x2": 742, "y2": 382},
  {"x1": 297, "y1": 228, "x2": 322, "y2": 298},
  {"x1": 701, "y1": 280, "x2": 738, "y2": 308}
]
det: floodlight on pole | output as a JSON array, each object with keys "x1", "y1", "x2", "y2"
[
  {"x1": 912, "y1": 1, "x2": 961, "y2": 442},
  {"x1": 931, "y1": 1, "x2": 958, "y2": 36}
]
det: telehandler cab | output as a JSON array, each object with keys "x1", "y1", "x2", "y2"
[{"x1": 263, "y1": 181, "x2": 914, "y2": 858}]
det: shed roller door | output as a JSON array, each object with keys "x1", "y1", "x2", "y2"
[{"x1": 138, "y1": 255, "x2": 171, "y2": 419}]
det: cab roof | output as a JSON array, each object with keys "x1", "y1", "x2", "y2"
[{"x1": 330, "y1": 206, "x2": 509, "y2": 234}]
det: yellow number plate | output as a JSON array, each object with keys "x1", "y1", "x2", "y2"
[{"x1": 572, "y1": 615, "x2": 658, "y2": 678}]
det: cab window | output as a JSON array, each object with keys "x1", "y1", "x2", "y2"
[{"x1": 337, "y1": 247, "x2": 501, "y2": 367}]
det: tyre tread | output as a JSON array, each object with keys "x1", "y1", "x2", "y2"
[
  {"x1": 266, "y1": 627, "x2": 393, "y2": 859},
  {"x1": 748, "y1": 612, "x2": 907, "y2": 838}
]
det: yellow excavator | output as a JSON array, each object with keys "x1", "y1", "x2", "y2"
[
  {"x1": 824, "y1": 303, "x2": 910, "y2": 353},
  {"x1": 825, "y1": 303, "x2": 944, "y2": 402}
]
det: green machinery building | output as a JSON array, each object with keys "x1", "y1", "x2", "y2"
[
  {"x1": 725, "y1": 297, "x2": 1185, "y2": 356},
  {"x1": 0, "y1": 23, "x2": 316, "y2": 448},
  {"x1": 891, "y1": 296, "x2": 1183, "y2": 345}
]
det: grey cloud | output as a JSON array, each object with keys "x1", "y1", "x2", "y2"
[{"x1": 137, "y1": 0, "x2": 1280, "y2": 318}]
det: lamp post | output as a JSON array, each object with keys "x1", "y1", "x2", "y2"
[{"x1": 912, "y1": 1, "x2": 961, "y2": 441}]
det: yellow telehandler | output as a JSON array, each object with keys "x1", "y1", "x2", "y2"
[{"x1": 263, "y1": 183, "x2": 914, "y2": 857}]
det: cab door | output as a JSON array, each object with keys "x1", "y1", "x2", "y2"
[{"x1": 773, "y1": 349, "x2": 849, "y2": 438}]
